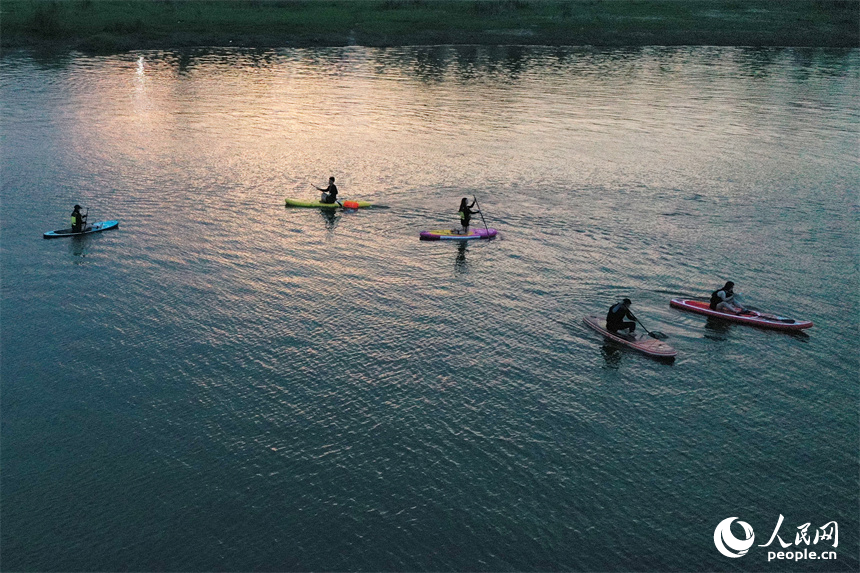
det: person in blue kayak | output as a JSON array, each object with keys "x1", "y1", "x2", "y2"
[
  {"x1": 315, "y1": 176, "x2": 338, "y2": 204},
  {"x1": 70, "y1": 204, "x2": 87, "y2": 233},
  {"x1": 710, "y1": 281, "x2": 746, "y2": 314},
  {"x1": 458, "y1": 197, "x2": 478, "y2": 234},
  {"x1": 606, "y1": 298, "x2": 637, "y2": 337}
]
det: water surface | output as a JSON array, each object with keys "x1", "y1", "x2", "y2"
[{"x1": 2, "y1": 46, "x2": 858, "y2": 571}]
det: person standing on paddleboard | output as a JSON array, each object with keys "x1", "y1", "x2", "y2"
[
  {"x1": 70, "y1": 205, "x2": 87, "y2": 233},
  {"x1": 458, "y1": 197, "x2": 478, "y2": 234},
  {"x1": 606, "y1": 298, "x2": 636, "y2": 337},
  {"x1": 316, "y1": 176, "x2": 338, "y2": 204},
  {"x1": 710, "y1": 281, "x2": 745, "y2": 314}
]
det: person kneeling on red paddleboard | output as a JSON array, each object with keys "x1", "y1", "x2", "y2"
[
  {"x1": 607, "y1": 298, "x2": 636, "y2": 338},
  {"x1": 709, "y1": 281, "x2": 746, "y2": 314}
]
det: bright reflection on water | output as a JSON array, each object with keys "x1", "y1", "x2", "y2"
[{"x1": 1, "y1": 46, "x2": 858, "y2": 572}]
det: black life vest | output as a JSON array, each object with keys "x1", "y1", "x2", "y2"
[
  {"x1": 606, "y1": 303, "x2": 628, "y2": 326},
  {"x1": 710, "y1": 288, "x2": 732, "y2": 310}
]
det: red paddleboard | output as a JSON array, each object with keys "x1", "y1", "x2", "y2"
[
  {"x1": 583, "y1": 315, "x2": 677, "y2": 359},
  {"x1": 669, "y1": 299, "x2": 812, "y2": 331}
]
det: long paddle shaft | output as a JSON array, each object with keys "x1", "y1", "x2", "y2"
[
  {"x1": 631, "y1": 313, "x2": 665, "y2": 339},
  {"x1": 472, "y1": 196, "x2": 490, "y2": 234}
]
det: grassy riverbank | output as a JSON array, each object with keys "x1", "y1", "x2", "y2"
[{"x1": 2, "y1": 0, "x2": 857, "y2": 53}]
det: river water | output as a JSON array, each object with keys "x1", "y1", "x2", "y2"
[{"x1": 1, "y1": 46, "x2": 858, "y2": 571}]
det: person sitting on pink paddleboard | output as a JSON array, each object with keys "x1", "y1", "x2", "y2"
[{"x1": 710, "y1": 281, "x2": 746, "y2": 314}]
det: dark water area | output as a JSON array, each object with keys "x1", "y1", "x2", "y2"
[{"x1": 1, "y1": 46, "x2": 858, "y2": 571}]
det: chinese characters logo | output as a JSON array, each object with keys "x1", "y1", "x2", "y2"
[{"x1": 714, "y1": 515, "x2": 838, "y2": 561}]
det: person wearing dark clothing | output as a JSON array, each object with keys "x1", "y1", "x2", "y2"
[
  {"x1": 71, "y1": 205, "x2": 87, "y2": 232},
  {"x1": 316, "y1": 177, "x2": 339, "y2": 204},
  {"x1": 458, "y1": 197, "x2": 478, "y2": 234},
  {"x1": 607, "y1": 298, "x2": 636, "y2": 335},
  {"x1": 710, "y1": 281, "x2": 744, "y2": 313}
]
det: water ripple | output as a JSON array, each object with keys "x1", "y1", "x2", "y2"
[{"x1": 2, "y1": 45, "x2": 857, "y2": 572}]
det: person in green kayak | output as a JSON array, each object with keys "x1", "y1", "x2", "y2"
[
  {"x1": 606, "y1": 298, "x2": 636, "y2": 337},
  {"x1": 315, "y1": 176, "x2": 338, "y2": 204},
  {"x1": 70, "y1": 204, "x2": 87, "y2": 233},
  {"x1": 710, "y1": 281, "x2": 745, "y2": 314},
  {"x1": 458, "y1": 197, "x2": 478, "y2": 234}
]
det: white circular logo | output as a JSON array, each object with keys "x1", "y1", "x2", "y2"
[{"x1": 714, "y1": 517, "x2": 756, "y2": 558}]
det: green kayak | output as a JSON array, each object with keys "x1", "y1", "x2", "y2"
[{"x1": 285, "y1": 198, "x2": 372, "y2": 209}]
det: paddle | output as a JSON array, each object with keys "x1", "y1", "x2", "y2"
[
  {"x1": 731, "y1": 296, "x2": 796, "y2": 323},
  {"x1": 473, "y1": 196, "x2": 490, "y2": 235},
  {"x1": 630, "y1": 313, "x2": 667, "y2": 339},
  {"x1": 725, "y1": 297, "x2": 795, "y2": 323},
  {"x1": 754, "y1": 311, "x2": 796, "y2": 324}
]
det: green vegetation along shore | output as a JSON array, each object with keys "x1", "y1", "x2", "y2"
[{"x1": 2, "y1": 0, "x2": 858, "y2": 54}]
